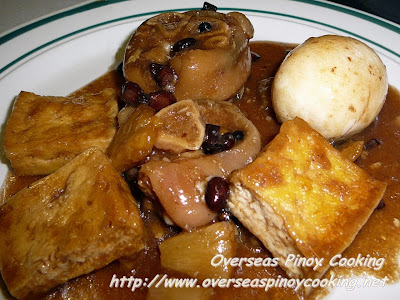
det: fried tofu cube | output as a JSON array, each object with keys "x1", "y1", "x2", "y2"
[
  {"x1": 228, "y1": 117, "x2": 386, "y2": 280},
  {"x1": 0, "y1": 147, "x2": 144, "y2": 299},
  {"x1": 4, "y1": 89, "x2": 118, "y2": 175}
]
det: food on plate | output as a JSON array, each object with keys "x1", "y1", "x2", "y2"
[
  {"x1": 0, "y1": 147, "x2": 144, "y2": 299},
  {"x1": 228, "y1": 117, "x2": 387, "y2": 280},
  {"x1": 107, "y1": 104, "x2": 161, "y2": 172},
  {"x1": 272, "y1": 35, "x2": 388, "y2": 140},
  {"x1": 123, "y1": 7, "x2": 253, "y2": 101},
  {"x1": 154, "y1": 99, "x2": 206, "y2": 153},
  {"x1": 138, "y1": 99, "x2": 261, "y2": 229},
  {"x1": 1, "y1": 3, "x2": 400, "y2": 299},
  {"x1": 3, "y1": 89, "x2": 118, "y2": 175},
  {"x1": 120, "y1": 81, "x2": 178, "y2": 112},
  {"x1": 159, "y1": 221, "x2": 237, "y2": 280}
]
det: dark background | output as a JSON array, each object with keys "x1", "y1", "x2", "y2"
[{"x1": 329, "y1": 0, "x2": 400, "y2": 25}]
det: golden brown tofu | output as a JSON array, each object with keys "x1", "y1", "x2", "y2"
[
  {"x1": 4, "y1": 89, "x2": 118, "y2": 176},
  {"x1": 0, "y1": 147, "x2": 144, "y2": 299},
  {"x1": 228, "y1": 117, "x2": 386, "y2": 280}
]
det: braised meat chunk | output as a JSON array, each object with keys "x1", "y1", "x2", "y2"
[
  {"x1": 4, "y1": 88, "x2": 118, "y2": 175},
  {"x1": 0, "y1": 147, "x2": 144, "y2": 299},
  {"x1": 228, "y1": 117, "x2": 387, "y2": 281},
  {"x1": 124, "y1": 9, "x2": 253, "y2": 101},
  {"x1": 138, "y1": 99, "x2": 261, "y2": 229}
]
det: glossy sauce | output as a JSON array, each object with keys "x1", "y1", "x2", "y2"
[{"x1": 1, "y1": 41, "x2": 400, "y2": 300}]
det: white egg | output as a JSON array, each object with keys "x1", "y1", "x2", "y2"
[{"x1": 272, "y1": 35, "x2": 388, "y2": 140}]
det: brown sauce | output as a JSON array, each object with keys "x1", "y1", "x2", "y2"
[{"x1": 1, "y1": 41, "x2": 400, "y2": 299}]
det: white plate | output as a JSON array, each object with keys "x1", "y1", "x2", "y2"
[{"x1": 0, "y1": 0, "x2": 399, "y2": 299}]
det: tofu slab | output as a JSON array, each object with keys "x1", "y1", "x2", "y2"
[
  {"x1": 0, "y1": 147, "x2": 144, "y2": 299},
  {"x1": 4, "y1": 88, "x2": 118, "y2": 175},
  {"x1": 228, "y1": 117, "x2": 386, "y2": 279}
]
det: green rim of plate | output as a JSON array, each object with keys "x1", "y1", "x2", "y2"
[{"x1": 1, "y1": 0, "x2": 399, "y2": 75}]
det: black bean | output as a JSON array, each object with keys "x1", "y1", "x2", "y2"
[
  {"x1": 232, "y1": 130, "x2": 245, "y2": 141},
  {"x1": 220, "y1": 132, "x2": 235, "y2": 151},
  {"x1": 157, "y1": 67, "x2": 177, "y2": 90},
  {"x1": 204, "y1": 124, "x2": 220, "y2": 142},
  {"x1": 201, "y1": 124, "x2": 221, "y2": 154},
  {"x1": 121, "y1": 82, "x2": 144, "y2": 106},
  {"x1": 205, "y1": 177, "x2": 230, "y2": 212},
  {"x1": 198, "y1": 22, "x2": 212, "y2": 33},
  {"x1": 148, "y1": 90, "x2": 177, "y2": 112},
  {"x1": 172, "y1": 37, "x2": 197, "y2": 53},
  {"x1": 202, "y1": 2, "x2": 217, "y2": 11},
  {"x1": 251, "y1": 51, "x2": 261, "y2": 62},
  {"x1": 364, "y1": 138, "x2": 382, "y2": 150},
  {"x1": 201, "y1": 140, "x2": 222, "y2": 154},
  {"x1": 138, "y1": 93, "x2": 151, "y2": 105},
  {"x1": 201, "y1": 142, "x2": 216, "y2": 154},
  {"x1": 150, "y1": 63, "x2": 177, "y2": 91},
  {"x1": 150, "y1": 63, "x2": 163, "y2": 76},
  {"x1": 201, "y1": 125, "x2": 243, "y2": 154}
]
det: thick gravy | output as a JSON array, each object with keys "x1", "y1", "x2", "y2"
[{"x1": 1, "y1": 41, "x2": 399, "y2": 300}]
